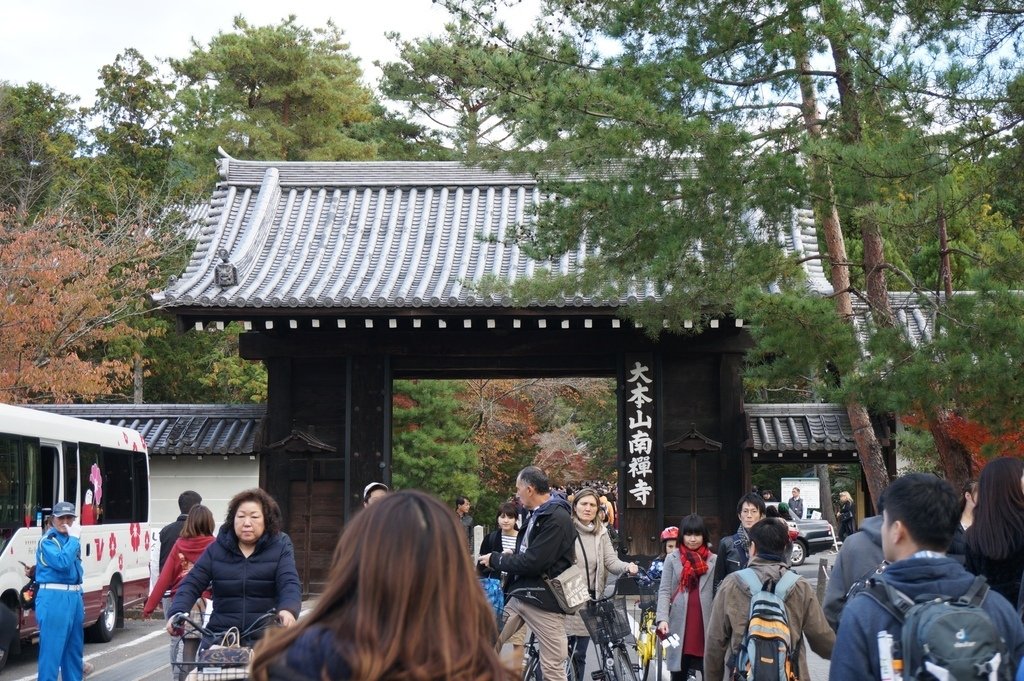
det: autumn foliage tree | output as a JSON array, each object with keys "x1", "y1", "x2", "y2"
[{"x1": 0, "y1": 206, "x2": 162, "y2": 402}]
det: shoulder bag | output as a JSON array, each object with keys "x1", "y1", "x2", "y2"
[{"x1": 544, "y1": 534, "x2": 590, "y2": 614}]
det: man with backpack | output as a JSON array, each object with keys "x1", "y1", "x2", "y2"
[
  {"x1": 705, "y1": 518, "x2": 834, "y2": 681},
  {"x1": 831, "y1": 473, "x2": 1024, "y2": 681}
]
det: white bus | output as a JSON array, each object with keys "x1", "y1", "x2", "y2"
[{"x1": 0, "y1": 403, "x2": 151, "y2": 653}]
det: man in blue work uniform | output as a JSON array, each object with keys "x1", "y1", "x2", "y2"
[{"x1": 35, "y1": 500, "x2": 84, "y2": 681}]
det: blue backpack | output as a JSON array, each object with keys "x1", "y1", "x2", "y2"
[{"x1": 732, "y1": 569, "x2": 801, "y2": 681}]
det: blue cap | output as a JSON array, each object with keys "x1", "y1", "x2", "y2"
[{"x1": 51, "y1": 501, "x2": 77, "y2": 517}]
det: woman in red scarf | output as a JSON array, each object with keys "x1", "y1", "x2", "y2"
[{"x1": 655, "y1": 514, "x2": 717, "y2": 681}]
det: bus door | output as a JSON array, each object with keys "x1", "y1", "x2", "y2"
[{"x1": 29, "y1": 443, "x2": 61, "y2": 528}]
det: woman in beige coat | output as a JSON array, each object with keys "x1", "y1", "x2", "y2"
[{"x1": 565, "y1": 488, "x2": 638, "y2": 681}]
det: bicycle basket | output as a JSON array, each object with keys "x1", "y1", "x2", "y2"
[
  {"x1": 637, "y1": 577, "x2": 658, "y2": 612},
  {"x1": 580, "y1": 598, "x2": 631, "y2": 645}
]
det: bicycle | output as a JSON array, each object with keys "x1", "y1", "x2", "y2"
[
  {"x1": 627, "y1": 573, "x2": 665, "y2": 681},
  {"x1": 579, "y1": 574, "x2": 642, "y2": 681},
  {"x1": 497, "y1": 611, "x2": 579, "y2": 681},
  {"x1": 169, "y1": 610, "x2": 279, "y2": 681}
]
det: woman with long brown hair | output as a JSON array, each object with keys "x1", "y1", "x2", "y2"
[
  {"x1": 966, "y1": 456, "x2": 1024, "y2": 608},
  {"x1": 250, "y1": 489, "x2": 515, "y2": 681}
]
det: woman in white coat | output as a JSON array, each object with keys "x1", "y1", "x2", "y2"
[
  {"x1": 656, "y1": 514, "x2": 716, "y2": 681},
  {"x1": 565, "y1": 488, "x2": 638, "y2": 681}
]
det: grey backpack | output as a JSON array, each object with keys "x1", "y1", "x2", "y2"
[{"x1": 864, "y1": 575, "x2": 1011, "y2": 680}]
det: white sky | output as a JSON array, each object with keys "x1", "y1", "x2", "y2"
[{"x1": 0, "y1": 1, "x2": 538, "y2": 107}]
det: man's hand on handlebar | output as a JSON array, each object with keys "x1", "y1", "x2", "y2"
[{"x1": 277, "y1": 610, "x2": 296, "y2": 627}]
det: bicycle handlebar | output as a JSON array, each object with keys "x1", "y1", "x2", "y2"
[{"x1": 170, "y1": 609, "x2": 279, "y2": 639}]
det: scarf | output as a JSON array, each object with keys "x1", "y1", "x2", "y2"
[
  {"x1": 735, "y1": 525, "x2": 751, "y2": 551},
  {"x1": 678, "y1": 543, "x2": 710, "y2": 592}
]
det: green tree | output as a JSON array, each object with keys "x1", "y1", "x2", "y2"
[
  {"x1": 89, "y1": 48, "x2": 176, "y2": 194},
  {"x1": 435, "y1": 0, "x2": 1024, "y2": 500},
  {"x1": 0, "y1": 82, "x2": 83, "y2": 216},
  {"x1": 392, "y1": 379, "x2": 481, "y2": 504},
  {"x1": 170, "y1": 15, "x2": 378, "y2": 186},
  {"x1": 378, "y1": 4, "x2": 526, "y2": 154}
]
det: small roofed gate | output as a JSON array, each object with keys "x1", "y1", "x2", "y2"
[{"x1": 153, "y1": 154, "x2": 828, "y2": 570}]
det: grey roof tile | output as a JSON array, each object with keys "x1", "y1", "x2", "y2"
[
  {"x1": 745, "y1": 403, "x2": 886, "y2": 453},
  {"x1": 155, "y1": 155, "x2": 830, "y2": 311},
  {"x1": 30, "y1": 401, "x2": 872, "y2": 456},
  {"x1": 29, "y1": 404, "x2": 264, "y2": 456},
  {"x1": 851, "y1": 291, "x2": 939, "y2": 348}
]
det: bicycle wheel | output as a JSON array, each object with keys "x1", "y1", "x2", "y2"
[
  {"x1": 612, "y1": 645, "x2": 640, "y2": 681},
  {"x1": 523, "y1": 653, "x2": 541, "y2": 681}
]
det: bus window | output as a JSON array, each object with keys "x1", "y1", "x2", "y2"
[
  {"x1": 0, "y1": 435, "x2": 20, "y2": 549},
  {"x1": 38, "y1": 445, "x2": 59, "y2": 521},
  {"x1": 22, "y1": 438, "x2": 41, "y2": 526},
  {"x1": 80, "y1": 443, "x2": 102, "y2": 525},
  {"x1": 63, "y1": 441, "x2": 79, "y2": 507},
  {"x1": 79, "y1": 444, "x2": 147, "y2": 524},
  {"x1": 131, "y1": 451, "x2": 148, "y2": 522}
]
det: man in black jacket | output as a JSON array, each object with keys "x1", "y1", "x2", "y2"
[
  {"x1": 159, "y1": 490, "x2": 202, "y2": 569},
  {"x1": 713, "y1": 492, "x2": 766, "y2": 593},
  {"x1": 480, "y1": 466, "x2": 575, "y2": 681}
]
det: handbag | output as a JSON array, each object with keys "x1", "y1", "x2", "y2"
[
  {"x1": 20, "y1": 563, "x2": 37, "y2": 610},
  {"x1": 544, "y1": 535, "x2": 590, "y2": 615},
  {"x1": 19, "y1": 579, "x2": 37, "y2": 610},
  {"x1": 197, "y1": 627, "x2": 252, "y2": 666}
]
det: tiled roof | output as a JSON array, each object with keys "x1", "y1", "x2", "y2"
[
  {"x1": 153, "y1": 154, "x2": 827, "y2": 311},
  {"x1": 30, "y1": 404, "x2": 264, "y2": 456},
  {"x1": 777, "y1": 208, "x2": 832, "y2": 295},
  {"x1": 745, "y1": 403, "x2": 887, "y2": 453},
  {"x1": 30, "y1": 402, "x2": 871, "y2": 456},
  {"x1": 852, "y1": 292, "x2": 938, "y2": 348}
]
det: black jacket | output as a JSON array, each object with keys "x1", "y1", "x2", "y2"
[
  {"x1": 713, "y1": 532, "x2": 749, "y2": 593},
  {"x1": 169, "y1": 526, "x2": 302, "y2": 639},
  {"x1": 490, "y1": 496, "x2": 575, "y2": 613},
  {"x1": 966, "y1": 542, "x2": 1024, "y2": 607},
  {"x1": 478, "y1": 529, "x2": 505, "y2": 579},
  {"x1": 159, "y1": 514, "x2": 188, "y2": 570}
]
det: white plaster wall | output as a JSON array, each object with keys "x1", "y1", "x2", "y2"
[{"x1": 149, "y1": 455, "x2": 260, "y2": 528}]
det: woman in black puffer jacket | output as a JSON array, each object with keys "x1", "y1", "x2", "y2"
[
  {"x1": 966, "y1": 456, "x2": 1024, "y2": 611},
  {"x1": 167, "y1": 488, "x2": 302, "y2": 644}
]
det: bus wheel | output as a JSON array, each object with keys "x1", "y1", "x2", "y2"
[{"x1": 86, "y1": 583, "x2": 120, "y2": 643}]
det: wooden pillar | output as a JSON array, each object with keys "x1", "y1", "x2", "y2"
[
  {"x1": 263, "y1": 357, "x2": 293, "y2": 523},
  {"x1": 717, "y1": 351, "x2": 746, "y2": 544},
  {"x1": 344, "y1": 355, "x2": 391, "y2": 519}
]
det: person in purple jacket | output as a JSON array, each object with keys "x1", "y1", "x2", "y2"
[
  {"x1": 166, "y1": 488, "x2": 301, "y2": 646},
  {"x1": 831, "y1": 473, "x2": 1024, "y2": 681}
]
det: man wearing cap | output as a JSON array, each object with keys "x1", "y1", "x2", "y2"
[
  {"x1": 363, "y1": 482, "x2": 389, "y2": 507},
  {"x1": 35, "y1": 501, "x2": 84, "y2": 681}
]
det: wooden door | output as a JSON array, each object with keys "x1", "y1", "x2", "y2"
[{"x1": 286, "y1": 455, "x2": 344, "y2": 595}]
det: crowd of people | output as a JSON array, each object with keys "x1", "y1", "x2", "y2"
[{"x1": 24, "y1": 456, "x2": 1024, "y2": 681}]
